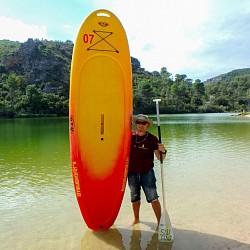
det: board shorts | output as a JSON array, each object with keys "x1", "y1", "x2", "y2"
[{"x1": 128, "y1": 169, "x2": 159, "y2": 203}]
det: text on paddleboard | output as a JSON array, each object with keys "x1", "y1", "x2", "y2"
[
  {"x1": 83, "y1": 34, "x2": 94, "y2": 44},
  {"x1": 72, "y1": 161, "x2": 81, "y2": 197}
]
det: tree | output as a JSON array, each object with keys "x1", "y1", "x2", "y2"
[
  {"x1": 5, "y1": 74, "x2": 22, "y2": 115},
  {"x1": 174, "y1": 74, "x2": 187, "y2": 84},
  {"x1": 22, "y1": 84, "x2": 42, "y2": 113},
  {"x1": 191, "y1": 79, "x2": 205, "y2": 108}
]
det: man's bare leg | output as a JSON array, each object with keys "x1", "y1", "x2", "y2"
[
  {"x1": 151, "y1": 199, "x2": 161, "y2": 225},
  {"x1": 130, "y1": 200, "x2": 140, "y2": 226}
]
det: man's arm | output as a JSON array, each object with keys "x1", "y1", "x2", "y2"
[{"x1": 154, "y1": 143, "x2": 167, "y2": 161}]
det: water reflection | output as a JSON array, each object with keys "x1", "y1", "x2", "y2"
[
  {"x1": 130, "y1": 223, "x2": 173, "y2": 250},
  {"x1": 81, "y1": 226, "x2": 125, "y2": 249},
  {"x1": 81, "y1": 224, "x2": 173, "y2": 250}
]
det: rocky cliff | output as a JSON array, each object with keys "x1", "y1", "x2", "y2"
[{"x1": 1, "y1": 38, "x2": 73, "y2": 93}]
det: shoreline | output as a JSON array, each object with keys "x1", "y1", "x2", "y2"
[
  {"x1": 241, "y1": 114, "x2": 250, "y2": 117},
  {"x1": 233, "y1": 112, "x2": 250, "y2": 117}
]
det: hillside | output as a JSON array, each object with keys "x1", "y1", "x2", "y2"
[
  {"x1": 1, "y1": 39, "x2": 73, "y2": 92},
  {"x1": 0, "y1": 40, "x2": 21, "y2": 61},
  {"x1": 205, "y1": 68, "x2": 250, "y2": 85},
  {"x1": 0, "y1": 39, "x2": 250, "y2": 117}
]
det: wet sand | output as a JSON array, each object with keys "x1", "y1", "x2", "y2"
[
  {"x1": 80, "y1": 226, "x2": 250, "y2": 250},
  {"x1": 2, "y1": 184, "x2": 250, "y2": 250},
  {"x1": 2, "y1": 157, "x2": 250, "y2": 250},
  {"x1": 80, "y1": 193, "x2": 250, "y2": 250},
  {"x1": 80, "y1": 194, "x2": 250, "y2": 250}
]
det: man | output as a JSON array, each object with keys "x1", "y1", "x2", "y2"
[{"x1": 128, "y1": 114, "x2": 167, "y2": 226}]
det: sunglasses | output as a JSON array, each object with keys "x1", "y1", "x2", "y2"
[{"x1": 136, "y1": 121, "x2": 148, "y2": 125}]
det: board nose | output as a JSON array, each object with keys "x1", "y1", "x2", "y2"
[{"x1": 96, "y1": 10, "x2": 111, "y2": 18}]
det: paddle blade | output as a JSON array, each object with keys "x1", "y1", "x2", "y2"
[{"x1": 158, "y1": 209, "x2": 174, "y2": 242}]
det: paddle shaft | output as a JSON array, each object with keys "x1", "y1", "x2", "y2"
[{"x1": 153, "y1": 99, "x2": 166, "y2": 214}]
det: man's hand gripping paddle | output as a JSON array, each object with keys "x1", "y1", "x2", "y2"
[{"x1": 153, "y1": 99, "x2": 174, "y2": 242}]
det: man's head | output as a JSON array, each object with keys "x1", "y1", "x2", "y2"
[{"x1": 133, "y1": 114, "x2": 153, "y2": 128}]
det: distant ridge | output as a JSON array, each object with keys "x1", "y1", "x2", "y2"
[
  {"x1": 204, "y1": 68, "x2": 250, "y2": 85},
  {"x1": 0, "y1": 39, "x2": 249, "y2": 116}
]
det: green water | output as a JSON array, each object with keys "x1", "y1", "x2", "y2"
[
  {"x1": 1, "y1": 118, "x2": 71, "y2": 211},
  {"x1": 1, "y1": 114, "x2": 250, "y2": 250}
]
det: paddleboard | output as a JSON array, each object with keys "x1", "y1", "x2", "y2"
[{"x1": 69, "y1": 9, "x2": 132, "y2": 231}]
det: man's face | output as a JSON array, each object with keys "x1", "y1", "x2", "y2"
[{"x1": 136, "y1": 120, "x2": 148, "y2": 133}]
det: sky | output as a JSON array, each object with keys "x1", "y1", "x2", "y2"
[{"x1": 1, "y1": 0, "x2": 250, "y2": 81}]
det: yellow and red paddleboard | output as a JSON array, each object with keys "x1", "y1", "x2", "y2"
[{"x1": 69, "y1": 9, "x2": 132, "y2": 231}]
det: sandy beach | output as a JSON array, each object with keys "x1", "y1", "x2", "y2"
[{"x1": 236, "y1": 113, "x2": 250, "y2": 118}]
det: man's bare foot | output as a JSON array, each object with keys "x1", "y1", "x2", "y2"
[{"x1": 129, "y1": 218, "x2": 139, "y2": 227}]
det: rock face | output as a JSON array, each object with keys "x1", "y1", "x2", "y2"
[{"x1": 2, "y1": 38, "x2": 73, "y2": 92}]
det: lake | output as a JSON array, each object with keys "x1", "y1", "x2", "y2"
[{"x1": 1, "y1": 114, "x2": 250, "y2": 250}]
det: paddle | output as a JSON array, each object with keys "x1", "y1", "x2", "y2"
[{"x1": 153, "y1": 99, "x2": 174, "y2": 242}]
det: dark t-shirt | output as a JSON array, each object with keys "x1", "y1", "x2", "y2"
[{"x1": 129, "y1": 132, "x2": 159, "y2": 173}]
